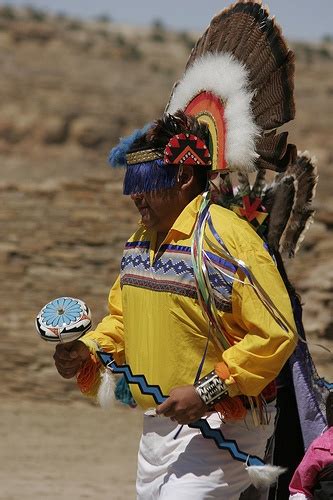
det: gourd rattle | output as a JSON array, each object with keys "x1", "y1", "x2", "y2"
[{"x1": 35, "y1": 297, "x2": 91, "y2": 343}]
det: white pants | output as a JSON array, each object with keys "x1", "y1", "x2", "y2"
[{"x1": 136, "y1": 404, "x2": 276, "y2": 500}]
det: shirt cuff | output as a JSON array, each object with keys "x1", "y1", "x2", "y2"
[{"x1": 79, "y1": 337, "x2": 100, "y2": 355}]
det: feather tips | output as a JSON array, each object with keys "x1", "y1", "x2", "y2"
[
  {"x1": 97, "y1": 368, "x2": 115, "y2": 410},
  {"x1": 256, "y1": 132, "x2": 289, "y2": 163},
  {"x1": 264, "y1": 176, "x2": 296, "y2": 251},
  {"x1": 263, "y1": 152, "x2": 318, "y2": 256},
  {"x1": 108, "y1": 123, "x2": 152, "y2": 167},
  {"x1": 279, "y1": 152, "x2": 318, "y2": 256},
  {"x1": 251, "y1": 167, "x2": 267, "y2": 199},
  {"x1": 246, "y1": 464, "x2": 287, "y2": 489},
  {"x1": 257, "y1": 143, "x2": 297, "y2": 173}
]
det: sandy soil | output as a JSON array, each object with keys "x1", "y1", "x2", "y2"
[{"x1": 0, "y1": 398, "x2": 142, "y2": 500}]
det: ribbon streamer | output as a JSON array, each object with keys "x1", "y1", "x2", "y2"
[
  {"x1": 191, "y1": 194, "x2": 232, "y2": 352},
  {"x1": 97, "y1": 351, "x2": 264, "y2": 467},
  {"x1": 192, "y1": 195, "x2": 298, "y2": 345}
]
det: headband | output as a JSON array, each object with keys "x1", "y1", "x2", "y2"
[{"x1": 126, "y1": 133, "x2": 211, "y2": 168}]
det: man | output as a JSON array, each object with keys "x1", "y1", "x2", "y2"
[{"x1": 54, "y1": 112, "x2": 297, "y2": 499}]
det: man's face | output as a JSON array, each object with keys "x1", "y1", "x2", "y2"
[{"x1": 131, "y1": 187, "x2": 183, "y2": 233}]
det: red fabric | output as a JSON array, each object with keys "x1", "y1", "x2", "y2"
[
  {"x1": 261, "y1": 379, "x2": 277, "y2": 403},
  {"x1": 164, "y1": 133, "x2": 211, "y2": 166},
  {"x1": 76, "y1": 355, "x2": 100, "y2": 394},
  {"x1": 214, "y1": 361, "x2": 230, "y2": 381},
  {"x1": 289, "y1": 427, "x2": 333, "y2": 498},
  {"x1": 214, "y1": 396, "x2": 247, "y2": 421}
]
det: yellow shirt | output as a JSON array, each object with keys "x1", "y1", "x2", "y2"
[{"x1": 82, "y1": 195, "x2": 297, "y2": 410}]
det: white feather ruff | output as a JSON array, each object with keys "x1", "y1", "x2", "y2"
[
  {"x1": 289, "y1": 493, "x2": 309, "y2": 500},
  {"x1": 246, "y1": 464, "x2": 287, "y2": 489},
  {"x1": 97, "y1": 368, "x2": 115, "y2": 410},
  {"x1": 166, "y1": 52, "x2": 260, "y2": 171}
]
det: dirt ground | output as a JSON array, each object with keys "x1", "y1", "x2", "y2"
[{"x1": 0, "y1": 398, "x2": 143, "y2": 500}]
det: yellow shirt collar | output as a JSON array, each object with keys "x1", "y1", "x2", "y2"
[{"x1": 169, "y1": 194, "x2": 203, "y2": 238}]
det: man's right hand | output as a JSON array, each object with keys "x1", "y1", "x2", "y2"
[{"x1": 53, "y1": 340, "x2": 90, "y2": 379}]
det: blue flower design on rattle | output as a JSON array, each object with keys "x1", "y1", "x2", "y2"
[
  {"x1": 41, "y1": 298, "x2": 83, "y2": 327},
  {"x1": 36, "y1": 297, "x2": 91, "y2": 343}
]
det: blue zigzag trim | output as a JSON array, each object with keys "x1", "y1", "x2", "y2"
[
  {"x1": 188, "y1": 419, "x2": 263, "y2": 466},
  {"x1": 98, "y1": 352, "x2": 167, "y2": 405},
  {"x1": 316, "y1": 378, "x2": 333, "y2": 391},
  {"x1": 97, "y1": 351, "x2": 265, "y2": 466}
]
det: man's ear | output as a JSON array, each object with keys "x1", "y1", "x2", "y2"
[{"x1": 178, "y1": 165, "x2": 195, "y2": 191}]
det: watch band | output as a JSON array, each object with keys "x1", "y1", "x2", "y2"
[{"x1": 194, "y1": 370, "x2": 229, "y2": 408}]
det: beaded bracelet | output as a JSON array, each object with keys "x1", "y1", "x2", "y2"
[{"x1": 194, "y1": 370, "x2": 229, "y2": 408}]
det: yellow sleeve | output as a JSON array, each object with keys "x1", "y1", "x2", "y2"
[
  {"x1": 80, "y1": 276, "x2": 125, "y2": 365},
  {"x1": 220, "y1": 226, "x2": 298, "y2": 398}
]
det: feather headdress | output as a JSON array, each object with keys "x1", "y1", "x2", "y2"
[
  {"x1": 167, "y1": 1, "x2": 296, "y2": 172},
  {"x1": 163, "y1": 0, "x2": 317, "y2": 255}
]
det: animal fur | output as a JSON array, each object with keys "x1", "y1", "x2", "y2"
[
  {"x1": 167, "y1": 52, "x2": 260, "y2": 172},
  {"x1": 279, "y1": 152, "x2": 318, "y2": 256},
  {"x1": 167, "y1": 0, "x2": 296, "y2": 173},
  {"x1": 263, "y1": 152, "x2": 318, "y2": 256},
  {"x1": 247, "y1": 464, "x2": 287, "y2": 489}
]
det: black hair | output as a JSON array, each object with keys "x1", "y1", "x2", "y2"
[
  {"x1": 124, "y1": 110, "x2": 209, "y2": 195},
  {"x1": 326, "y1": 392, "x2": 333, "y2": 427},
  {"x1": 130, "y1": 110, "x2": 209, "y2": 152}
]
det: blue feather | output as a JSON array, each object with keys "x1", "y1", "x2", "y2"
[
  {"x1": 108, "y1": 123, "x2": 152, "y2": 167},
  {"x1": 114, "y1": 376, "x2": 136, "y2": 407},
  {"x1": 123, "y1": 159, "x2": 179, "y2": 194}
]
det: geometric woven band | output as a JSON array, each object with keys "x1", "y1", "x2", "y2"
[
  {"x1": 125, "y1": 133, "x2": 211, "y2": 168},
  {"x1": 164, "y1": 133, "x2": 211, "y2": 166},
  {"x1": 194, "y1": 370, "x2": 229, "y2": 408},
  {"x1": 126, "y1": 148, "x2": 164, "y2": 165}
]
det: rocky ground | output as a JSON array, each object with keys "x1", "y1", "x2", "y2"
[{"x1": 0, "y1": 6, "x2": 332, "y2": 499}]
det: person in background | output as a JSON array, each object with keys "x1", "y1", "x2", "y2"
[{"x1": 289, "y1": 392, "x2": 333, "y2": 500}]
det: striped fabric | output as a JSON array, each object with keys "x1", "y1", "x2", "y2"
[{"x1": 120, "y1": 241, "x2": 236, "y2": 312}]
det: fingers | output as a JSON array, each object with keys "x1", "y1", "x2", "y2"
[
  {"x1": 58, "y1": 365, "x2": 82, "y2": 379},
  {"x1": 53, "y1": 354, "x2": 82, "y2": 378},
  {"x1": 156, "y1": 399, "x2": 197, "y2": 423},
  {"x1": 54, "y1": 343, "x2": 71, "y2": 361},
  {"x1": 157, "y1": 407, "x2": 202, "y2": 424},
  {"x1": 53, "y1": 341, "x2": 89, "y2": 379},
  {"x1": 156, "y1": 398, "x2": 174, "y2": 417},
  {"x1": 54, "y1": 340, "x2": 90, "y2": 361},
  {"x1": 173, "y1": 413, "x2": 200, "y2": 425},
  {"x1": 156, "y1": 386, "x2": 208, "y2": 424},
  {"x1": 70, "y1": 340, "x2": 90, "y2": 361}
]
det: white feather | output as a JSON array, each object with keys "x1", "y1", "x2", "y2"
[
  {"x1": 97, "y1": 368, "x2": 115, "y2": 410},
  {"x1": 246, "y1": 464, "x2": 287, "y2": 489},
  {"x1": 166, "y1": 52, "x2": 260, "y2": 171},
  {"x1": 289, "y1": 494, "x2": 309, "y2": 500},
  {"x1": 297, "y1": 150, "x2": 317, "y2": 165}
]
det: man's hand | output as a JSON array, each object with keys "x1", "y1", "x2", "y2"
[
  {"x1": 156, "y1": 385, "x2": 208, "y2": 424},
  {"x1": 53, "y1": 340, "x2": 90, "y2": 379}
]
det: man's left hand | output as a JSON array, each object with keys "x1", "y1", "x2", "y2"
[{"x1": 156, "y1": 385, "x2": 208, "y2": 424}]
